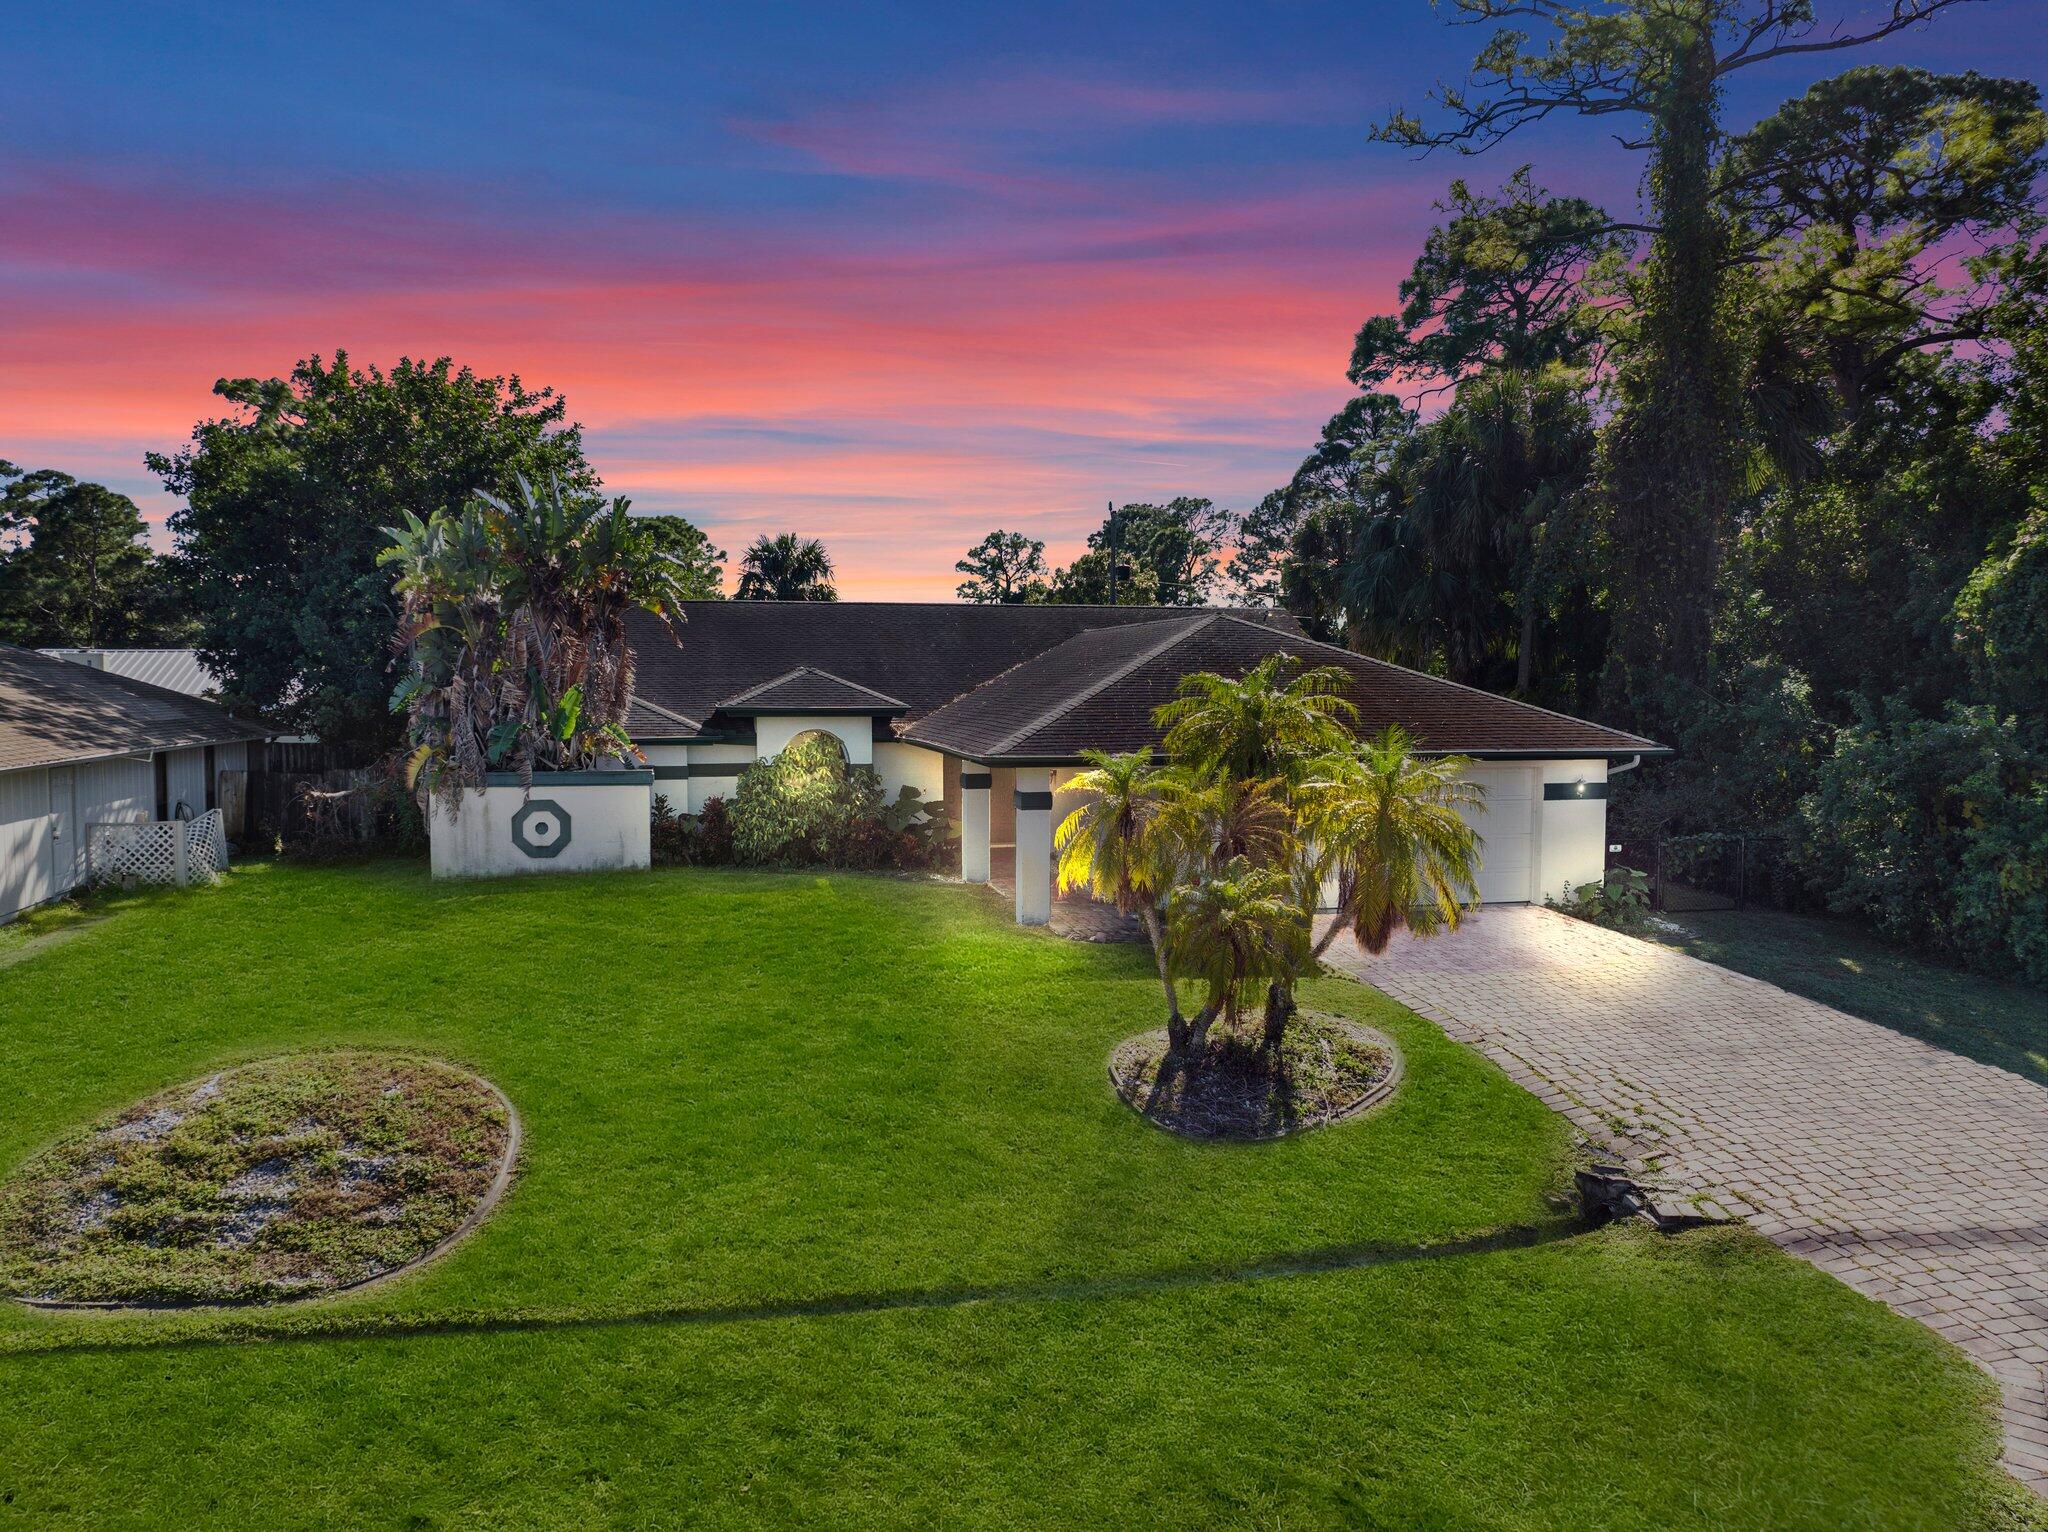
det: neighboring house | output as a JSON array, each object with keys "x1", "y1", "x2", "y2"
[
  {"x1": 0, "y1": 646, "x2": 270, "y2": 921},
  {"x1": 38, "y1": 647, "x2": 220, "y2": 699},
  {"x1": 624, "y1": 602, "x2": 1666, "y2": 924}
]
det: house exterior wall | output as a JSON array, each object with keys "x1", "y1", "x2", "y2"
[
  {"x1": 873, "y1": 741, "x2": 943, "y2": 807},
  {"x1": 0, "y1": 766, "x2": 56, "y2": 921},
  {"x1": 1531, "y1": 758, "x2": 1609, "y2": 903},
  {"x1": 753, "y1": 715, "x2": 874, "y2": 766},
  {"x1": 162, "y1": 746, "x2": 209, "y2": 817}
]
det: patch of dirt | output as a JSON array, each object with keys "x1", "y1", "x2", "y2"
[
  {"x1": 0, "y1": 1052, "x2": 516, "y2": 1307},
  {"x1": 1108, "y1": 1011, "x2": 1401, "y2": 1141}
]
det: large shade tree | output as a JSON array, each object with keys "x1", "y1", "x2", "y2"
[
  {"x1": 151, "y1": 353, "x2": 594, "y2": 750},
  {"x1": 0, "y1": 463, "x2": 188, "y2": 648},
  {"x1": 954, "y1": 530, "x2": 1049, "y2": 603},
  {"x1": 1380, "y1": 0, "x2": 1984, "y2": 726}
]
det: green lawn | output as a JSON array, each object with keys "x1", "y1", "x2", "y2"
[
  {"x1": 0, "y1": 863, "x2": 2033, "y2": 1529},
  {"x1": 1651, "y1": 907, "x2": 2048, "y2": 1088}
]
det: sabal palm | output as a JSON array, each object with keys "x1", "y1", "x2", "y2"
[
  {"x1": 1164, "y1": 858, "x2": 1309, "y2": 1049},
  {"x1": 736, "y1": 533, "x2": 837, "y2": 601},
  {"x1": 1308, "y1": 725, "x2": 1482, "y2": 955},
  {"x1": 1054, "y1": 750, "x2": 1185, "y2": 1042},
  {"x1": 1153, "y1": 655, "x2": 1357, "y2": 785}
]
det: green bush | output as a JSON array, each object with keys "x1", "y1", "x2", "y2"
[
  {"x1": 1794, "y1": 699, "x2": 2048, "y2": 982},
  {"x1": 722, "y1": 736, "x2": 953, "y2": 871},
  {"x1": 1953, "y1": 498, "x2": 2048, "y2": 731},
  {"x1": 1546, "y1": 867, "x2": 1652, "y2": 931}
]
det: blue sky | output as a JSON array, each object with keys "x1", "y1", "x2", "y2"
[{"x1": 5, "y1": 0, "x2": 2044, "y2": 594}]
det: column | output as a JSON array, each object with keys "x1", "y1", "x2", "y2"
[
  {"x1": 960, "y1": 766, "x2": 991, "y2": 884},
  {"x1": 1013, "y1": 766, "x2": 1053, "y2": 925}
]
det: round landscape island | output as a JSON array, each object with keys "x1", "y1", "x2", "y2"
[
  {"x1": 0, "y1": 1052, "x2": 518, "y2": 1308},
  {"x1": 1109, "y1": 1011, "x2": 1402, "y2": 1141}
]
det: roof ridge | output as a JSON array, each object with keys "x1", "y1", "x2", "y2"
[
  {"x1": 1205, "y1": 613, "x2": 1665, "y2": 752},
  {"x1": 987, "y1": 614, "x2": 1215, "y2": 756},
  {"x1": 717, "y1": 666, "x2": 814, "y2": 706},
  {"x1": 787, "y1": 665, "x2": 909, "y2": 708},
  {"x1": 629, "y1": 694, "x2": 701, "y2": 730}
]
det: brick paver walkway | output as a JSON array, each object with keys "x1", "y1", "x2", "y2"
[{"x1": 1320, "y1": 905, "x2": 2048, "y2": 1491}]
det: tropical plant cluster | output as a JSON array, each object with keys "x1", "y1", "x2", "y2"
[
  {"x1": 659, "y1": 735, "x2": 955, "y2": 872},
  {"x1": 1057, "y1": 656, "x2": 1481, "y2": 1067},
  {"x1": 381, "y1": 475, "x2": 690, "y2": 800}
]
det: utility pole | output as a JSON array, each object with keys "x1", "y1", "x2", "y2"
[{"x1": 1105, "y1": 500, "x2": 1117, "y2": 605}]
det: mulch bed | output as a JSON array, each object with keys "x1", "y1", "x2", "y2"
[
  {"x1": 0, "y1": 1052, "x2": 516, "y2": 1308},
  {"x1": 1109, "y1": 1011, "x2": 1401, "y2": 1141}
]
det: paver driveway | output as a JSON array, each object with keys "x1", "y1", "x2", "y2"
[{"x1": 1320, "y1": 905, "x2": 2048, "y2": 1492}]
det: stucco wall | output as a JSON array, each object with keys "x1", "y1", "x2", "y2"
[
  {"x1": 753, "y1": 715, "x2": 874, "y2": 766},
  {"x1": 1532, "y1": 758, "x2": 1610, "y2": 903},
  {"x1": 873, "y1": 741, "x2": 944, "y2": 808},
  {"x1": 430, "y1": 773, "x2": 653, "y2": 878}
]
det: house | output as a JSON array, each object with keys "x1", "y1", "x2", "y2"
[
  {"x1": 623, "y1": 602, "x2": 1666, "y2": 924},
  {"x1": 0, "y1": 645, "x2": 270, "y2": 921}
]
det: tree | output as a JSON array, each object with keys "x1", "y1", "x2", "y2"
[
  {"x1": 151, "y1": 353, "x2": 594, "y2": 750},
  {"x1": 1305, "y1": 727, "x2": 1482, "y2": 958},
  {"x1": 1154, "y1": 654, "x2": 1356, "y2": 782},
  {"x1": 0, "y1": 462, "x2": 187, "y2": 647},
  {"x1": 382, "y1": 475, "x2": 689, "y2": 797},
  {"x1": 954, "y1": 530, "x2": 1049, "y2": 603},
  {"x1": 636, "y1": 515, "x2": 727, "y2": 599},
  {"x1": 735, "y1": 533, "x2": 837, "y2": 601},
  {"x1": 1723, "y1": 66, "x2": 2046, "y2": 442},
  {"x1": 1046, "y1": 499, "x2": 1229, "y2": 606},
  {"x1": 1236, "y1": 393, "x2": 1414, "y2": 607},
  {"x1": 1054, "y1": 751, "x2": 1186, "y2": 1048},
  {"x1": 1349, "y1": 169, "x2": 1627, "y2": 394},
  {"x1": 1040, "y1": 547, "x2": 1160, "y2": 605},
  {"x1": 1162, "y1": 858, "x2": 1308, "y2": 1057},
  {"x1": 1382, "y1": 0, "x2": 1982, "y2": 722}
]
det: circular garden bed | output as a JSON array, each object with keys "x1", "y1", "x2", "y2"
[
  {"x1": 0, "y1": 1052, "x2": 517, "y2": 1308},
  {"x1": 1109, "y1": 1011, "x2": 1401, "y2": 1141}
]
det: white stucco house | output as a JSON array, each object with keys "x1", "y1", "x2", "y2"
[
  {"x1": 0, "y1": 645, "x2": 270, "y2": 921},
  {"x1": 623, "y1": 602, "x2": 1665, "y2": 925}
]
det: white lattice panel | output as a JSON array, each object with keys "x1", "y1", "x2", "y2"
[{"x1": 88, "y1": 811, "x2": 229, "y2": 889}]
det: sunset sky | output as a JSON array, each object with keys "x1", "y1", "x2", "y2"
[{"x1": 7, "y1": 2, "x2": 2044, "y2": 597}]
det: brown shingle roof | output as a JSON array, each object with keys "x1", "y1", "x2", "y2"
[
  {"x1": 624, "y1": 601, "x2": 1302, "y2": 735},
  {"x1": 904, "y1": 615, "x2": 1665, "y2": 762},
  {"x1": 0, "y1": 645, "x2": 270, "y2": 773}
]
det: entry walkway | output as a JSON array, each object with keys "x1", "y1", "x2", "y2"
[{"x1": 1320, "y1": 905, "x2": 2048, "y2": 1491}]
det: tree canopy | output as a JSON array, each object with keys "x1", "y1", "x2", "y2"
[
  {"x1": 0, "y1": 462, "x2": 188, "y2": 649},
  {"x1": 151, "y1": 353, "x2": 593, "y2": 748},
  {"x1": 954, "y1": 530, "x2": 1049, "y2": 603},
  {"x1": 735, "y1": 533, "x2": 837, "y2": 601}
]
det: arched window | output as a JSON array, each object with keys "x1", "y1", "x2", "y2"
[{"x1": 784, "y1": 728, "x2": 849, "y2": 764}]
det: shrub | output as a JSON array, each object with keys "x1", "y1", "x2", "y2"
[
  {"x1": 1953, "y1": 498, "x2": 2048, "y2": 732},
  {"x1": 1794, "y1": 699, "x2": 2048, "y2": 981},
  {"x1": 651, "y1": 794, "x2": 736, "y2": 868},
  {"x1": 1546, "y1": 867, "x2": 1651, "y2": 931},
  {"x1": 723, "y1": 736, "x2": 953, "y2": 871}
]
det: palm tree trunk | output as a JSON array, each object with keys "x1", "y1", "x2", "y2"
[
  {"x1": 1261, "y1": 980, "x2": 1295, "y2": 1050},
  {"x1": 1138, "y1": 905, "x2": 1186, "y2": 1054}
]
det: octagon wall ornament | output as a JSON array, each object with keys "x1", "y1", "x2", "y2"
[{"x1": 510, "y1": 798, "x2": 572, "y2": 858}]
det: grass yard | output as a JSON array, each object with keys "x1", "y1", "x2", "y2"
[
  {"x1": 0, "y1": 862, "x2": 2033, "y2": 1529},
  {"x1": 1651, "y1": 907, "x2": 2048, "y2": 1089}
]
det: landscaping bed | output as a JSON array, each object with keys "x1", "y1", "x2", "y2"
[
  {"x1": 1109, "y1": 1010, "x2": 1399, "y2": 1139},
  {"x1": 0, "y1": 1052, "x2": 515, "y2": 1306}
]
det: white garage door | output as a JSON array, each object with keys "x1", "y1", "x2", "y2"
[{"x1": 1458, "y1": 766, "x2": 1535, "y2": 904}]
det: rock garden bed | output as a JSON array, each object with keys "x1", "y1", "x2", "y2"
[
  {"x1": 1109, "y1": 1010, "x2": 1401, "y2": 1140},
  {"x1": 0, "y1": 1052, "x2": 516, "y2": 1307}
]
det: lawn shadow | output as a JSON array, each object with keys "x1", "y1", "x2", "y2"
[{"x1": 0, "y1": 1220, "x2": 1585, "y2": 1359}]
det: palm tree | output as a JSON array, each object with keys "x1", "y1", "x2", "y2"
[
  {"x1": 1054, "y1": 751, "x2": 1187, "y2": 1052},
  {"x1": 735, "y1": 533, "x2": 837, "y2": 601},
  {"x1": 1307, "y1": 725, "x2": 1482, "y2": 958},
  {"x1": 1153, "y1": 654, "x2": 1357, "y2": 785},
  {"x1": 1163, "y1": 858, "x2": 1308, "y2": 1057}
]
